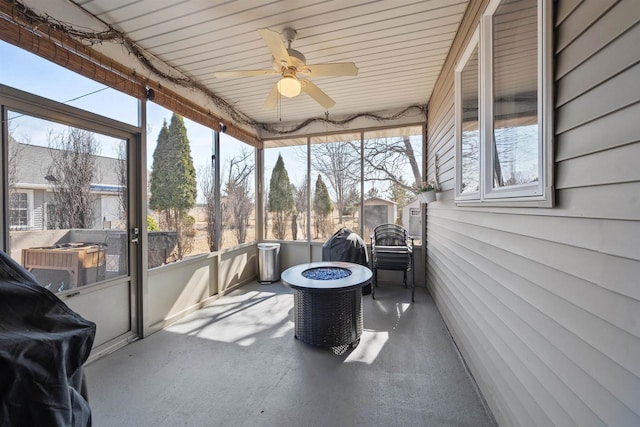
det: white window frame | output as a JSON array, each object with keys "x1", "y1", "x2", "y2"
[
  {"x1": 455, "y1": 0, "x2": 554, "y2": 207},
  {"x1": 9, "y1": 189, "x2": 33, "y2": 229}
]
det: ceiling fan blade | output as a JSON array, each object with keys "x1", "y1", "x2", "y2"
[
  {"x1": 300, "y1": 63, "x2": 359, "y2": 77},
  {"x1": 259, "y1": 28, "x2": 290, "y2": 67},
  {"x1": 214, "y1": 69, "x2": 279, "y2": 78},
  {"x1": 300, "y1": 80, "x2": 335, "y2": 109},
  {"x1": 263, "y1": 83, "x2": 280, "y2": 110}
]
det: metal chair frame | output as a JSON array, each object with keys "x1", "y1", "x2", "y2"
[{"x1": 370, "y1": 224, "x2": 415, "y2": 302}]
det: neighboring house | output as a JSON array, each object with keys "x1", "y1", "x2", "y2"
[{"x1": 9, "y1": 142, "x2": 124, "y2": 230}]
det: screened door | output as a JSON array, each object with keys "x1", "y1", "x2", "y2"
[{"x1": 3, "y1": 93, "x2": 140, "y2": 357}]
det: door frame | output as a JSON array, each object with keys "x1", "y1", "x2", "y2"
[{"x1": 0, "y1": 84, "x2": 144, "y2": 359}]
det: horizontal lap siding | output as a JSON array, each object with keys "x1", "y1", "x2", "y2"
[
  {"x1": 426, "y1": 0, "x2": 640, "y2": 426},
  {"x1": 33, "y1": 190, "x2": 45, "y2": 229}
]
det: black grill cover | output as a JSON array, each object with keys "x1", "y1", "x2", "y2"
[
  {"x1": 322, "y1": 228, "x2": 371, "y2": 294},
  {"x1": 0, "y1": 250, "x2": 95, "y2": 427}
]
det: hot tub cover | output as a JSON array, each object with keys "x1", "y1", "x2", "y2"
[{"x1": 0, "y1": 250, "x2": 95, "y2": 427}]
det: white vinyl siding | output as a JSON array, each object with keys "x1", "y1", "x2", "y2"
[
  {"x1": 33, "y1": 190, "x2": 45, "y2": 229},
  {"x1": 426, "y1": 0, "x2": 640, "y2": 426}
]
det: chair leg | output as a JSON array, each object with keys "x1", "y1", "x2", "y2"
[
  {"x1": 411, "y1": 271, "x2": 415, "y2": 302},
  {"x1": 372, "y1": 269, "x2": 376, "y2": 299},
  {"x1": 403, "y1": 270, "x2": 407, "y2": 288},
  {"x1": 411, "y1": 260, "x2": 415, "y2": 302}
]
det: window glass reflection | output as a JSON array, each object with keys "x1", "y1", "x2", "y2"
[
  {"x1": 461, "y1": 45, "x2": 480, "y2": 194},
  {"x1": 492, "y1": 0, "x2": 539, "y2": 188}
]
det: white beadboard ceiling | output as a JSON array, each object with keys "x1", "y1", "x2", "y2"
[{"x1": 24, "y1": 0, "x2": 469, "y2": 129}]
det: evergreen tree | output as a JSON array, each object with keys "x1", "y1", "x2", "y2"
[
  {"x1": 267, "y1": 153, "x2": 294, "y2": 239},
  {"x1": 149, "y1": 120, "x2": 170, "y2": 211},
  {"x1": 149, "y1": 113, "x2": 197, "y2": 259},
  {"x1": 365, "y1": 186, "x2": 380, "y2": 200},
  {"x1": 313, "y1": 174, "x2": 333, "y2": 238}
]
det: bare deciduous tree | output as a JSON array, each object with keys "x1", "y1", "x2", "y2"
[
  {"x1": 198, "y1": 165, "x2": 218, "y2": 251},
  {"x1": 47, "y1": 128, "x2": 101, "y2": 229},
  {"x1": 222, "y1": 149, "x2": 254, "y2": 245},
  {"x1": 310, "y1": 141, "x2": 359, "y2": 225},
  {"x1": 293, "y1": 177, "x2": 308, "y2": 240},
  {"x1": 460, "y1": 130, "x2": 480, "y2": 193},
  {"x1": 493, "y1": 126, "x2": 539, "y2": 187},
  {"x1": 363, "y1": 136, "x2": 422, "y2": 192},
  {"x1": 7, "y1": 128, "x2": 26, "y2": 228},
  {"x1": 115, "y1": 141, "x2": 128, "y2": 226},
  {"x1": 309, "y1": 135, "x2": 423, "y2": 229},
  {"x1": 8, "y1": 135, "x2": 23, "y2": 192}
]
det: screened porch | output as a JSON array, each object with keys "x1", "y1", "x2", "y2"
[{"x1": 1, "y1": 0, "x2": 639, "y2": 426}]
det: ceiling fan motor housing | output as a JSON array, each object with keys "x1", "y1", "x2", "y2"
[{"x1": 273, "y1": 48, "x2": 306, "y2": 72}]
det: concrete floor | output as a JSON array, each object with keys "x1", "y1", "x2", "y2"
[{"x1": 84, "y1": 281, "x2": 496, "y2": 427}]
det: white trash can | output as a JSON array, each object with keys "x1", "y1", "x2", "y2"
[{"x1": 258, "y1": 243, "x2": 280, "y2": 284}]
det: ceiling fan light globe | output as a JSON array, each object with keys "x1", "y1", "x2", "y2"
[{"x1": 277, "y1": 77, "x2": 301, "y2": 97}]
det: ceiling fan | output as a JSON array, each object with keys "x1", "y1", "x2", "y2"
[{"x1": 214, "y1": 28, "x2": 358, "y2": 110}]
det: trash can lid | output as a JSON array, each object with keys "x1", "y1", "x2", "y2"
[{"x1": 258, "y1": 243, "x2": 280, "y2": 249}]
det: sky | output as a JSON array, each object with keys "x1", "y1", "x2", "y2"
[
  {"x1": 1, "y1": 39, "x2": 422, "y2": 204},
  {"x1": 1, "y1": 40, "x2": 251, "y2": 202}
]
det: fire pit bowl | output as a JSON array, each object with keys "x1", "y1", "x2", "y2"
[
  {"x1": 301, "y1": 266, "x2": 352, "y2": 281},
  {"x1": 281, "y1": 261, "x2": 372, "y2": 348}
]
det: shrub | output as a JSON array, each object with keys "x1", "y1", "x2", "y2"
[{"x1": 147, "y1": 215, "x2": 159, "y2": 231}]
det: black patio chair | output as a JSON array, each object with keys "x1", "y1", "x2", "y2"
[{"x1": 370, "y1": 224, "x2": 415, "y2": 302}]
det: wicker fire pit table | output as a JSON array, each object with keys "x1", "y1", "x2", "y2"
[{"x1": 281, "y1": 261, "x2": 372, "y2": 348}]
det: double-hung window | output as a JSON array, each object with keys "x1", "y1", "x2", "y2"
[
  {"x1": 455, "y1": 0, "x2": 553, "y2": 205},
  {"x1": 9, "y1": 190, "x2": 32, "y2": 229}
]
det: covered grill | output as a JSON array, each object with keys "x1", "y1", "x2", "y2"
[
  {"x1": 0, "y1": 250, "x2": 95, "y2": 426},
  {"x1": 321, "y1": 228, "x2": 370, "y2": 294}
]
